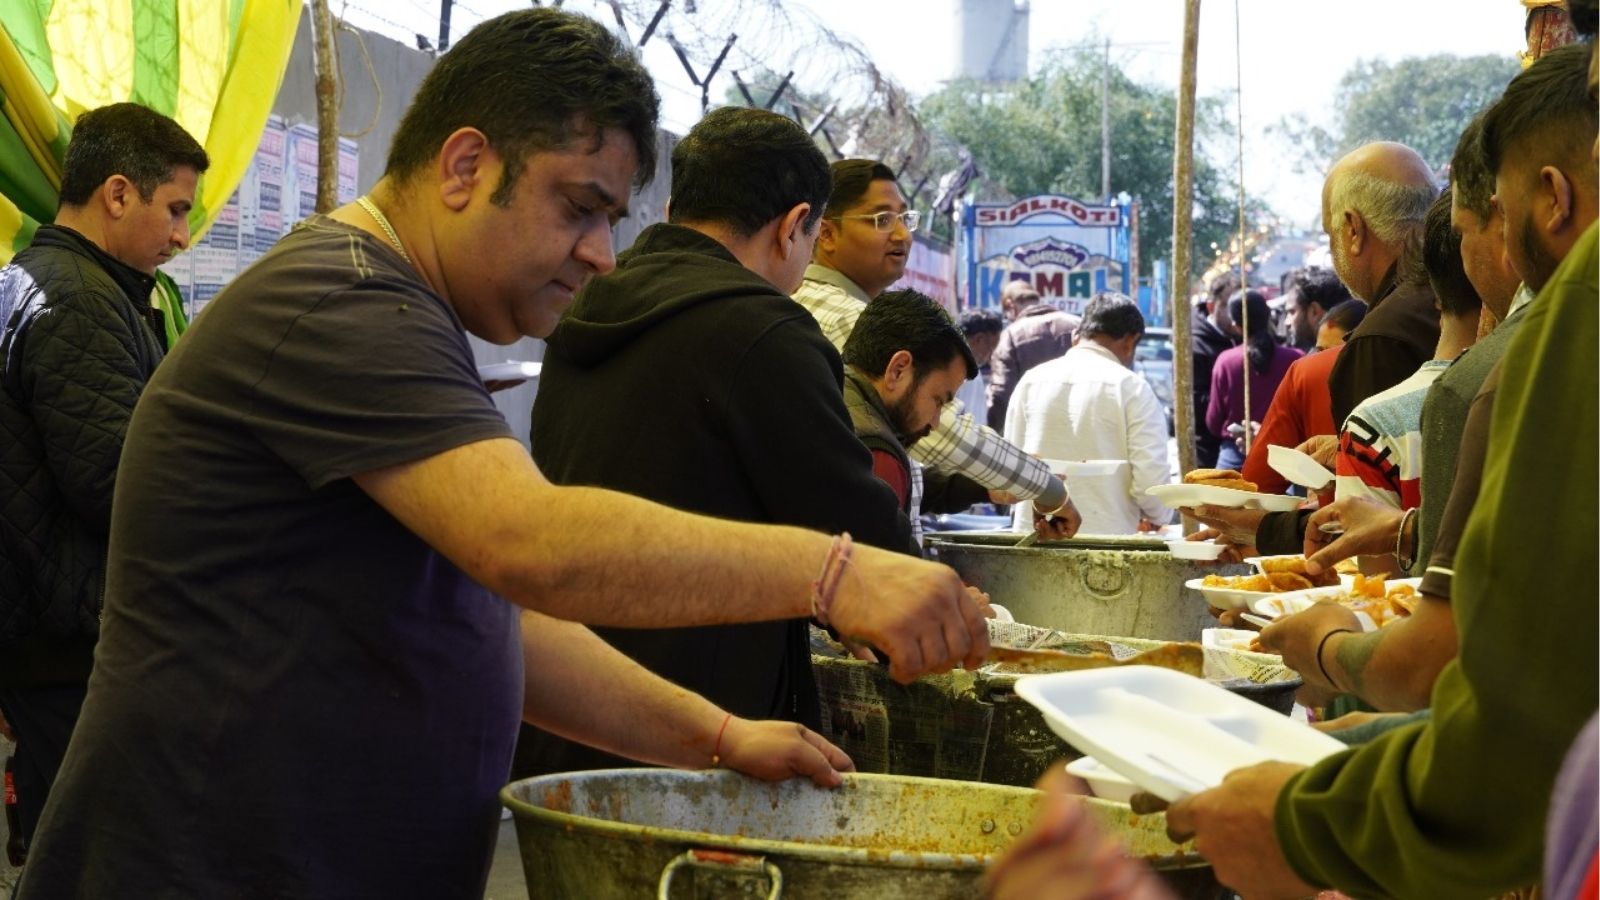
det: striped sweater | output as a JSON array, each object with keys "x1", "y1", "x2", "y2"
[{"x1": 1334, "y1": 359, "x2": 1453, "y2": 510}]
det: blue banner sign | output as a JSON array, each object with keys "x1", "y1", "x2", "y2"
[{"x1": 962, "y1": 193, "x2": 1132, "y2": 313}]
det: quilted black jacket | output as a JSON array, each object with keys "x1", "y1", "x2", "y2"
[{"x1": 0, "y1": 225, "x2": 165, "y2": 684}]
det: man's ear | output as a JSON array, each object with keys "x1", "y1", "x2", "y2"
[
  {"x1": 815, "y1": 217, "x2": 839, "y2": 256},
  {"x1": 1343, "y1": 209, "x2": 1367, "y2": 257},
  {"x1": 1540, "y1": 165, "x2": 1575, "y2": 235},
  {"x1": 102, "y1": 175, "x2": 134, "y2": 220},
  {"x1": 779, "y1": 203, "x2": 812, "y2": 259},
  {"x1": 883, "y1": 349, "x2": 915, "y2": 394},
  {"x1": 436, "y1": 127, "x2": 492, "y2": 212}
]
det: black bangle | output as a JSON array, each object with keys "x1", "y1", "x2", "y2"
[{"x1": 1316, "y1": 628, "x2": 1356, "y2": 689}]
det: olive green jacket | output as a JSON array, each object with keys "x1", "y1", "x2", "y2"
[{"x1": 1275, "y1": 223, "x2": 1599, "y2": 897}]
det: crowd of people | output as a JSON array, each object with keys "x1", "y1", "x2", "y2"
[
  {"x1": 1003, "y1": 12, "x2": 1599, "y2": 900},
  {"x1": 0, "y1": 12, "x2": 1013, "y2": 897},
  {"x1": 0, "y1": 2, "x2": 1592, "y2": 899}
]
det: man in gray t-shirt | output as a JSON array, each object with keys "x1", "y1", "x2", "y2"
[{"x1": 17, "y1": 11, "x2": 989, "y2": 899}]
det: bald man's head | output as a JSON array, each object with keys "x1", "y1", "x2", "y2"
[
  {"x1": 1000, "y1": 278, "x2": 1041, "y2": 320},
  {"x1": 1320, "y1": 141, "x2": 1439, "y2": 300},
  {"x1": 1322, "y1": 143, "x2": 1438, "y2": 241}
]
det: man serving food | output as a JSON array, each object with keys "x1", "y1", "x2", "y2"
[{"x1": 14, "y1": 11, "x2": 988, "y2": 898}]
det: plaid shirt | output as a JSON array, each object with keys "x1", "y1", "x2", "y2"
[{"x1": 792, "y1": 265, "x2": 1064, "y2": 507}]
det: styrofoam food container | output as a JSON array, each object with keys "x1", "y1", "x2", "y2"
[
  {"x1": 1065, "y1": 756, "x2": 1138, "y2": 804},
  {"x1": 1201, "y1": 627, "x2": 1259, "y2": 652},
  {"x1": 1042, "y1": 459, "x2": 1126, "y2": 478},
  {"x1": 1166, "y1": 539, "x2": 1227, "y2": 561},
  {"x1": 1017, "y1": 667, "x2": 1347, "y2": 802},
  {"x1": 1248, "y1": 578, "x2": 1424, "y2": 631},
  {"x1": 1184, "y1": 577, "x2": 1273, "y2": 610},
  {"x1": 1146, "y1": 483, "x2": 1303, "y2": 513}
]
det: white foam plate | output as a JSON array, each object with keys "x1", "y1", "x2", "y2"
[
  {"x1": 1016, "y1": 667, "x2": 1348, "y2": 802},
  {"x1": 1202, "y1": 627, "x2": 1260, "y2": 653},
  {"x1": 1248, "y1": 578, "x2": 1424, "y2": 631},
  {"x1": 1064, "y1": 756, "x2": 1138, "y2": 804},
  {"x1": 1184, "y1": 577, "x2": 1274, "y2": 610},
  {"x1": 1267, "y1": 444, "x2": 1335, "y2": 490},
  {"x1": 476, "y1": 360, "x2": 543, "y2": 383},
  {"x1": 1042, "y1": 459, "x2": 1126, "y2": 478},
  {"x1": 1166, "y1": 540, "x2": 1227, "y2": 561},
  {"x1": 1146, "y1": 483, "x2": 1303, "y2": 513}
]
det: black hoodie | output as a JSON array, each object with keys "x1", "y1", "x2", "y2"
[{"x1": 515, "y1": 223, "x2": 913, "y2": 778}]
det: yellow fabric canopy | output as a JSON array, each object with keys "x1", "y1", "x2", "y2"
[{"x1": 0, "y1": 0, "x2": 299, "y2": 333}]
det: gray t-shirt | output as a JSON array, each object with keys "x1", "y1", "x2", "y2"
[{"x1": 19, "y1": 218, "x2": 520, "y2": 899}]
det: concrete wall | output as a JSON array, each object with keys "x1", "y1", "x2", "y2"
[
  {"x1": 268, "y1": 11, "x2": 678, "y2": 446},
  {"x1": 273, "y1": 9, "x2": 425, "y2": 205}
]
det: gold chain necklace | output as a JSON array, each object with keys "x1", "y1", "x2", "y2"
[{"x1": 356, "y1": 195, "x2": 412, "y2": 264}]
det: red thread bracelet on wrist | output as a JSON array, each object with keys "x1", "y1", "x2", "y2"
[
  {"x1": 710, "y1": 712, "x2": 734, "y2": 767},
  {"x1": 810, "y1": 532, "x2": 853, "y2": 627}
]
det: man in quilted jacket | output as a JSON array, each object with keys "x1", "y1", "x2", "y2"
[{"x1": 0, "y1": 102, "x2": 207, "y2": 856}]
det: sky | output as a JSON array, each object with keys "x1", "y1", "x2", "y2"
[{"x1": 335, "y1": 0, "x2": 1531, "y2": 227}]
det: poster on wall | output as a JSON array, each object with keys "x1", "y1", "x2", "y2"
[
  {"x1": 161, "y1": 116, "x2": 358, "y2": 319},
  {"x1": 888, "y1": 235, "x2": 958, "y2": 313},
  {"x1": 960, "y1": 193, "x2": 1133, "y2": 313}
]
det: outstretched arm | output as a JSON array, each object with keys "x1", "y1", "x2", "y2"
[
  {"x1": 1258, "y1": 595, "x2": 1456, "y2": 712},
  {"x1": 520, "y1": 611, "x2": 853, "y2": 785},
  {"x1": 354, "y1": 436, "x2": 990, "y2": 683}
]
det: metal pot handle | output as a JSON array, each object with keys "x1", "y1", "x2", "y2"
[{"x1": 657, "y1": 848, "x2": 783, "y2": 899}]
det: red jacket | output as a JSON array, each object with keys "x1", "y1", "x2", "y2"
[{"x1": 1240, "y1": 345, "x2": 1342, "y2": 493}]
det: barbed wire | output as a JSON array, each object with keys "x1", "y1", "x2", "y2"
[
  {"x1": 332, "y1": 0, "x2": 938, "y2": 186},
  {"x1": 335, "y1": 0, "x2": 422, "y2": 42}
]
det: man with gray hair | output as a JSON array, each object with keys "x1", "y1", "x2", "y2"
[
  {"x1": 1001, "y1": 292, "x2": 1170, "y2": 535},
  {"x1": 1320, "y1": 141, "x2": 1443, "y2": 428},
  {"x1": 1191, "y1": 142, "x2": 1444, "y2": 555}
]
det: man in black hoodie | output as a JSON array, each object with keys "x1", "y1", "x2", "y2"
[{"x1": 518, "y1": 106, "x2": 920, "y2": 777}]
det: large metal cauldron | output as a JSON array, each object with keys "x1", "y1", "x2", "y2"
[
  {"x1": 503, "y1": 769, "x2": 1224, "y2": 899},
  {"x1": 924, "y1": 533, "x2": 1249, "y2": 641},
  {"x1": 813, "y1": 625, "x2": 1301, "y2": 788}
]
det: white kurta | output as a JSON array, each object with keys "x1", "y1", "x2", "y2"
[{"x1": 1003, "y1": 341, "x2": 1172, "y2": 535}]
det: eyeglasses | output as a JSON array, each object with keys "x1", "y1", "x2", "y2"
[{"x1": 833, "y1": 210, "x2": 920, "y2": 233}]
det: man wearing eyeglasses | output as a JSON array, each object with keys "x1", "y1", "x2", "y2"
[{"x1": 793, "y1": 160, "x2": 1078, "y2": 543}]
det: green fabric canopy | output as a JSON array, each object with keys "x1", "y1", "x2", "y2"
[{"x1": 0, "y1": 0, "x2": 300, "y2": 335}]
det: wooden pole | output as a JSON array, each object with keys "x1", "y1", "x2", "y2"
[
  {"x1": 1171, "y1": 0, "x2": 1201, "y2": 483},
  {"x1": 311, "y1": 0, "x2": 341, "y2": 214}
]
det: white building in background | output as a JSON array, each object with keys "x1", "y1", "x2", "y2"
[{"x1": 953, "y1": 0, "x2": 1030, "y2": 82}]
